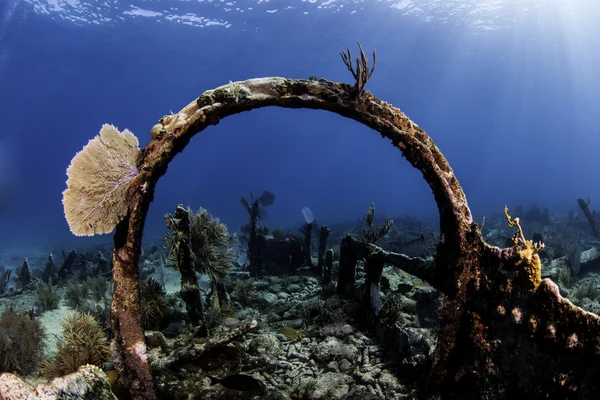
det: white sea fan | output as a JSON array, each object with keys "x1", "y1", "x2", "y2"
[
  {"x1": 62, "y1": 124, "x2": 141, "y2": 236},
  {"x1": 301, "y1": 206, "x2": 314, "y2": 224}
]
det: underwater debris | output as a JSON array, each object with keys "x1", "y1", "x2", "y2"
[
  {"x1": 42, "y1": 254, "x2": 59, "y2": 284},
  {"x1": 337, "y1": 235, "x2": 359, "y2": 296},
  {"x1": 62, "y1": 124, "x2": 141, "y2": 237},
  {"x1": 317, "y1": 225, "x2": 331, "y2": 278},
  {"x1": 337, "y1": 205, "x2": 398, "y2": 297},
  {"x1": 165, "y1": 205, "x2": 233, "y2": 331},
  {"x1": 300, "y1": 217, "x2": 315, "y2": 269},
  {"x1": 165, "y1": 204, "x2": 205, "y2": 327},
  {"x1": 577, "y1": 197, "x2": 600, "y2": 238},
  {"x1": 17, "y1": 258, "x2": 31, "y2": 288},
  {"x1": 240, "y1": 190, "x2": 276, "y2": 276},
  {"x1": 300, "y1": 207, "x2": 323, "y2": 273},
  {"x1": 0, "y1": 268, "x2": 9, "y2": 295},
  {"x1": 57, "y1": 249, "x2": 77, "y2": 281},
  {"x1": 62, "y1": 65, "x2": 600, "y2": 399},
  {"x1": 94, "y1": 251, "x2": 111, "y2": 275},
  {"x1": 322, "y1": 248, "x2": 334, "y2": 285},
  {"x1": 567, "y1": 242, "x2": 582, "y2": 277}
]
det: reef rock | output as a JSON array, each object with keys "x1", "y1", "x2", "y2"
[{"x1": 0, "y1": 365, "x2": 116, "y2": 400}]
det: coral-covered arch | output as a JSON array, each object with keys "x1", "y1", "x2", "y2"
[{"x1": 111, "y1": 77, "x2": 600, "y2": 400}]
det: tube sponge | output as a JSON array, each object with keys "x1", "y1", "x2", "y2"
[{"x1": 62, "y1": 124, "x2": 141, "y2": 236}]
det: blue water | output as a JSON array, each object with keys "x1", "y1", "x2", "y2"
[{"x1": 0, "y1": 0, "x2": 599, "y2": 250}]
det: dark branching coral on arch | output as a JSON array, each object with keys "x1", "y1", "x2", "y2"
[
  {"x1": 164, "y1": 205, "x2": 233, "y2": 332},
  {"x1": 61, "y1": 43, "x2": 600, "y2": 399}
]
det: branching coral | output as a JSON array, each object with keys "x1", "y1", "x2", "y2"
[
  {"x1": 340, "y1": 42, "x2": 376, "y2": 95},
  {"x1": 140, "y1": 278, "x2": 172, "y2": 331},
  {"x1": 189, "y1": 207, "x2": 234, "y2": 283},
  {"x1": 504, "y1": 206, "x2": 544, "y2": 290},
  {"x1": 64, "y1": 282, "x2": 90, "y2": 310},
  {"x1": 166, "y1": 206, "x2": 233, "y2": 283},
  {"x1": 41, "y1": 311, "x2": 110, "y2": 379},
  {"x1": 64, "y1": 277, "x2": 109, "y2": 315},
  {"x1": 165, "y1": 205, "x2": 233, "y2": 332},
  {"x1": 0, "y1": 308, "x2": 45, "y2": 375},
  {"x1": 35, "y1": 281, "x2": 61, "y2": 312},
  {"x1": 360, "y1": 202, "x2": 393, "y2": 244}
]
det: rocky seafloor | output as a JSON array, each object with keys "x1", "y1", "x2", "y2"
[
  {"x1": 2, "y1": 204, "x2": 600, "y2": 399},
  {"x1": 145, "y1": 267, "x2": 440, "y2": 400}
]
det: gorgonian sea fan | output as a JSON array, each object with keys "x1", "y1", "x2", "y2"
[
  {"x1": 62, "y1": 124, "x2": 141, "y2": 236},
  {"x1": 301, "y1": 206, "x2": 314, "y2": 224}
]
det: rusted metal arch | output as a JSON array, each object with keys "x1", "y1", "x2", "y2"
[{"x1": 111, "y1": 77, "x2": 600, "y2": 399}]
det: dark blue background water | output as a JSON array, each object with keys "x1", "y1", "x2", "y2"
[{"x1": 0, "y1": 0, "x2": 599, "y2": 251}]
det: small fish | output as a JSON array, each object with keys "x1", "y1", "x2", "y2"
[
  {"x1": 370, "y1": 282, "x2": 383, "y2": 315},
  {"x1": 409, "y1": 282, "x2": 437, "y2": 293},
  {"x1": 106, "y1": 369, "x2": 119, "y2": 386},
  {"x1": 222, "y1": 317, "x2": 241, "y2": 328},
  {"x1": 280, "y1": 325, "x2": 303, "y2": 341},
  {"x1": 209, "y1": 373, "x2": 266, "y2": 392}
]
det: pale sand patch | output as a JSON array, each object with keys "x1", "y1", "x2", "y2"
[{"x1": 40, "y1": 305, "x2": 71, "y2": 357}]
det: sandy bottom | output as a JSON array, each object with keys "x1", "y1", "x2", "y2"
[
  {"x1": 0, "y1": 244, "x2": 212, "y2": 358},
  {"x1": 40, "y1": 305, "x2": 70, "y2": 357}
]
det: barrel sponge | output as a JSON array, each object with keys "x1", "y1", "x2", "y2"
[{"x1": 62, "y1": 124, "x2": 141, "y2": 236}]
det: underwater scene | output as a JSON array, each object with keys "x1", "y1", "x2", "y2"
[{"x1": 1, "y1": 1, "x2": 600, "y2": 399}]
